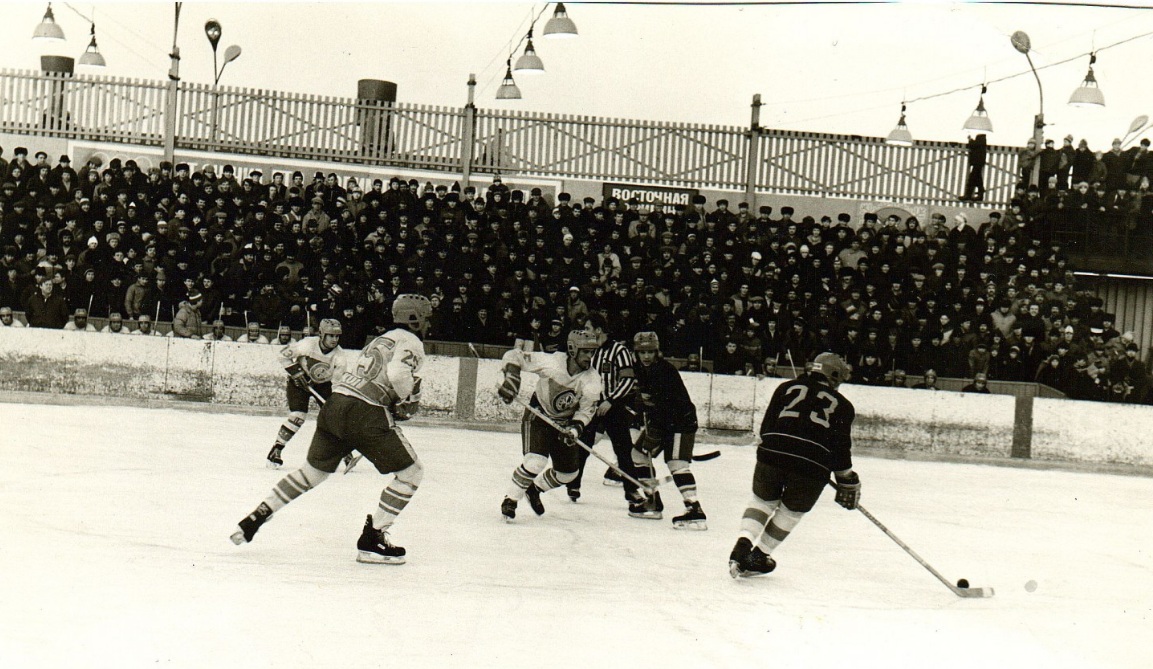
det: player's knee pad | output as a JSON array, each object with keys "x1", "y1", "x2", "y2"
[
  {"x1": 553, "y1": 469, "x2": 578, "y2": 484},
  {"x1": 393, "y1": 460, "x2": 424, "y2": 489},
  {"x1": 523, "y1": 452, "x2": 549, "y2": 473},
  {"x1": 288, "y1": 411, "x2": 306, "y2": 426},
  {"x1": 667, "y1": 459, "x2": 691, "y2": 474},
  {"x1": 631, "y1": 448, "x2": 653, "y2": 468}
]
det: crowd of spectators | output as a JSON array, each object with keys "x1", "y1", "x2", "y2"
[
  {"x1": 1015, "y1": 134, "x2": 1153, "y2": 253},
  {"x1": 0, "y1": 140, "x2": 1150, "y2": 404}
]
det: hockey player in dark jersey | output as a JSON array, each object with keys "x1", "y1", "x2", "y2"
[
  {"x1": 232, "y1": 295, "x2": 431, "y2": 565},
  {"x1": 630, "y1": 332, "x2": 707, "y2": 528},
  {"x1": 729, "y1": 352, "x2": 862, "y2": 578},
  {"x1": 267, "y1": 318, "x2": 345, "y2": 468}
]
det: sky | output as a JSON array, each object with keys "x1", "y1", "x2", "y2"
[{"x1": 4, "y1": 1, "x2": 1153, "y2": 150}]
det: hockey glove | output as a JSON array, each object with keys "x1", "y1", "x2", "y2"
[
  {"x1": 561, "y1": 422, "x2": 584, "y2": 446},
  {"x1": 833, "y1": 471, "x2": 862, "y2": 510},
  {"x1": 394, "y1": 378, "x2": 422, "y2": 421},
  {"x1": 287, "y1": 364, "x2": 310, "y2": 389},
  {"x1": 498, "y1": 364, "x2": 522, "y2": 404}
]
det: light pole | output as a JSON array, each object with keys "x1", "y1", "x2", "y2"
[
  {"x1": 1012, "y1": 30, "x2": 1044, "y2": 189},
  {"x1": 204, "y1": 18, "x2": 241, "y2": 148}
]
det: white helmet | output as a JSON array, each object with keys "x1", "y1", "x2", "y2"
[{"x1": 393, "y1": 294, "x2": 433, "y2": 333}]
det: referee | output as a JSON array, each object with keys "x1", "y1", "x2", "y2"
[{"x1": 567, "y1": 313, "x2": 642, "y2": 506}]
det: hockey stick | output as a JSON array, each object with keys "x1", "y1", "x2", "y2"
[
  {"x1": 305, "y1": 384, "x2": 364, "y2": 475},
  {"x1": 509, "y1": 394, "x2": 671, "y2": 492},
  {"x1": 831, "y1": 482, "x2": 994, "y2": 598}
]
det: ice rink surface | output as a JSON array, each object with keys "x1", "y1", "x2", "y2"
[{"x1": 1, "y1": 401, "x2": 1151, "y2": 669}]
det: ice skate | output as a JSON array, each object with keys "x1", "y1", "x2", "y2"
[
  {"x1": 567, "y1": 486, "x2": 581, "y2": 503},
  {"x1": 230, "y1": 502, "x2": 272, "y2": 545},
  {"x1": 628, "y1": 493, "x2": 662, "y2": 520},
  {"x1": 728, "y1": 537, "x2": 775, "y2": 578},
  {"x1": 266, "y1": 445, "x2": 284, "y2": 469},
  {"x1": 501, "y1": 497, "x2": 518, "y2": 522},
  {"x1": 525, "y1": 483, "x2": 545, "y2": 516},
  {"x1": 356, "y1": 515, "x2": 406, "y2": 564},
  {"x1": 602, "y1": 468, "x2": 623, "y2": 487},
  {"x1": 672, "y1": 501, "x2": 707, "y2": 530}
]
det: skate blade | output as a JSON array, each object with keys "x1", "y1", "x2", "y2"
[
  {"x1": 602, "y1": 479, "x2": 624, "y2": 487},
  {"x1": 266, "y1": 461, "x2": 282, "y2": 470},
  {"x1": 342, "y1": 455, "x2": 363, "y2": 474},
  {"x1": 502, "y1": 515, "x2": 515, "y2": 523},
  {"x1": 673, "y1": 520, "x2": 708, "y2": 531},
  {"x1": 356, "y1": 551, "x2": 405, "y2": 565},
  {"x1": 230, "y1": 530, "x2": 247, "y2": 545},
  {"x1": 728, "y1": 560, "x2": 742, "y2": 579},
  {"x1": 628, "y1": 511, "x2": 663, "y2": 520}
]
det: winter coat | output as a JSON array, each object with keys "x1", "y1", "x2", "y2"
[{"x1": 172, "y1": 300, "x2": 203, "y2": 338}]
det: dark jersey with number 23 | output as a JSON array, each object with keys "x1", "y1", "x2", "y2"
[{"x1": 757, "y1": 373, "x2": 855, "y2": 480}]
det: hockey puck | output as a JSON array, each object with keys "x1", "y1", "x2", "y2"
[{"x1": 956, "y1": 578, "x2": 970, "y2": 589}]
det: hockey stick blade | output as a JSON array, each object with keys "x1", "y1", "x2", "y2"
[
  {"x1": 693, "y1": 450, "x2": 721, "y2": 461},
  {"x1": 952, "y1": 585, "x2": 995, "y2": 598}
]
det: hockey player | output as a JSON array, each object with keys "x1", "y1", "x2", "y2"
[
  {"x1": 203, "y1": 319, "x2": 232, "y2": 342},
  {"x1": 100, "y1": 312, "x2": 127, "y2": 334},
  {"x1": 497, "y1": 330, "x2": 603, "y2": 521},
  {"x1": 0, "y1": 306, "x2": 26, "y2": 327},
  {"x1": 131, "y1": 314, "x2": 161, "y2": 336},
  {"x1": 729, "y1": 352, "x2": 862, "y2": 578},
  {"x1": 232, "y1": 294, "x2": 431, "y2": 565},
  {"x1": 241, "y1": 321, "x2": 270, "y2": 344},
  {"x1": 266, "y1": 318, "x2": 344, "y2": 468},
  {"x1": 273, "y1": 325, "x2": 294, "y2": 346},
  {"x1": 630, "y1": 331, "x2": 706, "y2": 528}
]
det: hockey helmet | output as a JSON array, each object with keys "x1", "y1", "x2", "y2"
[
  {"x1": 392, "y1": 294, "x2": 433, "y2": 333},
  {"x1": 811, "y1": 352, "x2": 850, "y2": 387},
  {"x1": 633, "y1": 331, "x2": 660, "y2": 352},
  {"x1": 567, "y1": 329, "x2": 603, "y2": 358},
  {"x1": 319, "y1": 318, "x2": 342, "y2": 336}
]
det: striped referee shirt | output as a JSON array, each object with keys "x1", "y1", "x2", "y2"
[{"x1": 591, "y1": 340, "x2": 637, "y2": 403}]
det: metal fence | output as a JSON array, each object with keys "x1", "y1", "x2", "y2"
[{"x1": 0, "y1": 68, "x2": 1019, "y2": 207}]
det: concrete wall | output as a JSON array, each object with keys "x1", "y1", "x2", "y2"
[{"x1": 5, "y1": 327, "x2": 1153, "y2": 469}]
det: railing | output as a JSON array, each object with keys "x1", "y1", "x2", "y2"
[
  {"x1": 0, "y1": 68, "x2": 1019, "y2": 207},
  {"x1": 0, "y1": 69, "x2": 167, "y2": 144}
]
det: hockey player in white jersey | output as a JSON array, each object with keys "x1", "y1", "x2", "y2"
[
  {"x1": 497, "y1": 330, "x2": 603, "y2": 521},
  {"x1": 232, "y1": 294, "x2": 431, "y2": 565},
  {"x1": 266, "y1": 318, "x2": 344, "y2": 468}
]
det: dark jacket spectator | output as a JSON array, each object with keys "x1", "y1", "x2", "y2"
[{"x1": 24, "y1": 278, "x2": 69, "y2": 328}]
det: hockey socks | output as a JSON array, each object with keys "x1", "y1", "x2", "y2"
[
  {"x1": 275, "y1": 412, "x2": 306, "y2": 446},
  {"x1": 266, "y1": 463, "x2": 330, "y2": 512}
]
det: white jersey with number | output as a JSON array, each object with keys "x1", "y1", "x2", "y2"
[
  {"x1": 502, "y1": 349, "x2": 601, "y2": 428},
  {"x1": 335, "y1": 328, "x2": 424, "y2": 408},
  {"x1": 279, "y1": 335, "x2": 345, "y2": 384}
]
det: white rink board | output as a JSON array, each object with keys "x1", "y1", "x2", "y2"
[{"x1": 1, "y1": 401, "x2": 1150, "y2": 669}]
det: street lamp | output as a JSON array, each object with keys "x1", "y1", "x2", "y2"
[
  {"x1": 204, "y1": 18, "x2": 241, "y2": 148},
  {"x1": 204, "y1": 19, "x2": 241, "y2": 86},
  {"x1": 1011, "y1": 30, "x2": 1044, "y2": 189}
]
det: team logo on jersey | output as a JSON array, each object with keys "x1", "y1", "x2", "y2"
[
  {"x1": 552, "y1": 390, "x2": 578, "y2": 413},
  {"x1": 308, "y1": 361, "x2": 332, "y2": 382}
]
